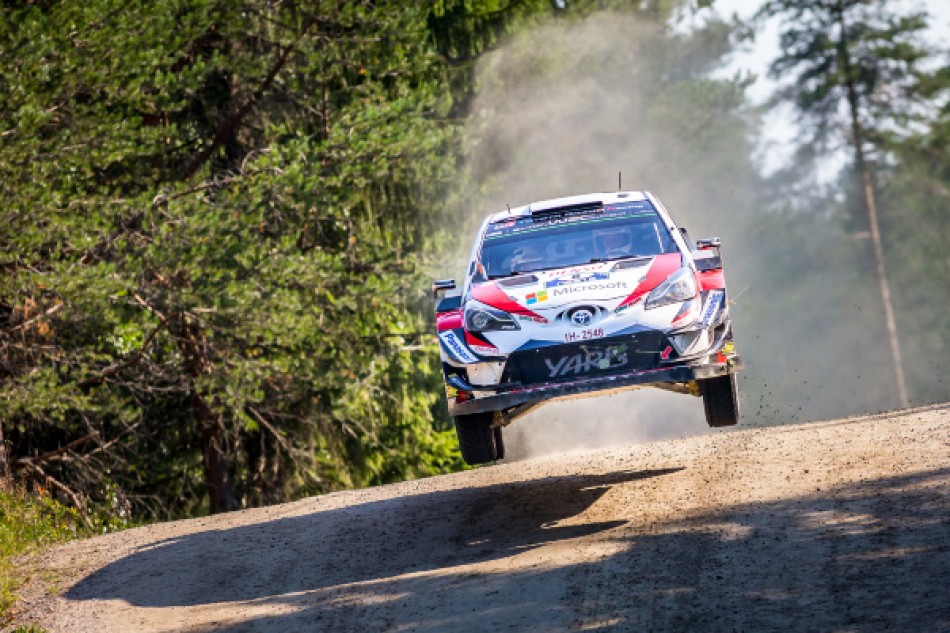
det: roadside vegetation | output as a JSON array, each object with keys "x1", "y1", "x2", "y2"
[{"x1": 0, "y1": 485, "x2": 90, "y2": 624}]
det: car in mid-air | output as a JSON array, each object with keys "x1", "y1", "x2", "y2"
[{"x1": 433, "y1": 191, "x2": 741, "y2": 465}]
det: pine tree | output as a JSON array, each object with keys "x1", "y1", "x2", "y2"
[{"x1": 758, "y1": 0, "x2": 934, "y2": 408}]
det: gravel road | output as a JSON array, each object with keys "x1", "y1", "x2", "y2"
[{"x1": 13, "y1": 404, "x2": 950, "y2": 632}]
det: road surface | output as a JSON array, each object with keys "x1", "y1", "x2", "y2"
[{"x1": 14, "y1": 404, "x2": 950, "y2": 632}]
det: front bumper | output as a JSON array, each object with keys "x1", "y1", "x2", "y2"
[{"x1": 448, "y1": 357, "x2": 740, "y2": 417}]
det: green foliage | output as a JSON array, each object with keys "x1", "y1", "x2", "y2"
[
  {"x1": 0, "y1": 0, "x2": 945, "y2": 534},
  {"x1": 0, "y1": 485, "x2": 91, "y2": 624},
  {"x1": 754, "y1": 0, "x2": 947, "y2": 408},
  {"x1": 6, "y1": 0, "x2": 680, "y2": 522},
  {"x1": 0, "y1": 0, "x2": 473, "y2": 520},
  {"x1": 760, "y1": 0, "x2": 930, "y2": 153},
  {"x1": 879, "y1": 108, "x2": 950, "y2": 404}
]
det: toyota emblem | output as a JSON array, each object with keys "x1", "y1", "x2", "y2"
[{"x1": 571, "y1": 309, "x2": 594, "y2": 327}]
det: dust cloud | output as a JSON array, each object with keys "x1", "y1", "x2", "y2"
[
  {"x1": 503, "y1": 389, "x2": 713, "y2": 462},
  {"x1": 455, "y1": 10, "x2": 912, "y2": 460}
]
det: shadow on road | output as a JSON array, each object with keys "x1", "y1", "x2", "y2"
[
  {"x1": 66, "y1": 466, "x2": 950, "y2": 632},
  {"x1": 67, "y1": 469, "x2": 679, "y2": 604}
]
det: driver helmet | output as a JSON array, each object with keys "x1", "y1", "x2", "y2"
[
  {"x1": 509, "y1": 244, "x2": 544, "y2": 272},
  {"x1": 595, "y1": 226, "x2": 633, "y2": 258}
]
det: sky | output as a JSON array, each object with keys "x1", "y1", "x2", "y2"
[
  {"x1": 711, "y1": 0, "x2": 950, "y2": 98},
  {"x1": 696, "y1": 0, "x2": 950, "y2": 175}
]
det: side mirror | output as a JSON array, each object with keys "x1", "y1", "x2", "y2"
[
  {"x1": 436, "y1": 293, "x2": 462, "y2": 313},
  {"x1": 432, "y1": 279, "x2": 456, "y2": 299},
  {"x1": 696, "y1": 237, "x2": 721, "y2": 250}
]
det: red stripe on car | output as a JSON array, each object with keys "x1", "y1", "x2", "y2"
[
  {"x1": 436, "y1": 309, "x2": 462, "y2": 332},
  {"x1": 699, "y1": 270, "x2": 725, "y2": 291},
  {"x1": 470, "y1": 282, "x2": 545, "y2": 318},
  {"x1": 465, "y1": 330, "x2": 499, "y2": 353},
  {"x1": 617, "y1": 253, "x2": 682, "y2": 309}
]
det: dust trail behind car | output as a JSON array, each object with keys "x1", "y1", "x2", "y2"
[
  {"x1": 504, "y1": 388, "x2": 711, "y2": 461},
  {"x1": 452, "y1": 10, "x2": 924, "y2": 434}
]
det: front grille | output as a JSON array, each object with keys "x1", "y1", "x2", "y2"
[{"x1": 502, "y1": 331, "x2": 670, "y2": 386}]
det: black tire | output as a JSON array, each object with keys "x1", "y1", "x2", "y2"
[
  {"x1": 454, "y1": 412, "x2": 499, "y2": 465},
  {"x1": 493, "y1": 426, "x2": 506, "y2": 461},
  {"x1": 701, "y1": 373, "x2": 740, "y2": 427}
]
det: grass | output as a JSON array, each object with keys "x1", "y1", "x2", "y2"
[{"x1": 0, "y1": 485, "x2": 91, "y2": 626}]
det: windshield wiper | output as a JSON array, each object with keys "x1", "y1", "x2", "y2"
[
  {"x1": 590, "y1": 255, "x2": 652, "y2": 265},
  {"x1": 489, "y1": 271, "x2": 533, "y2": 280}
]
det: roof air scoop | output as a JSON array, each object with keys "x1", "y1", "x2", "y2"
[{"x1": 529, "y1": 201, "x2": 604, "y2": 220}]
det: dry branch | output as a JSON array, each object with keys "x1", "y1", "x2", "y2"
[{"x1": 179, "y1": 17, "x2": 319, "y2": 180}]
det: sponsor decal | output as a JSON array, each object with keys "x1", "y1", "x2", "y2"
[
  {"x1": 660, "y1": 345, "x2": 673, "y2": 360},
  {"x1": 526, "y1": 290, "x2": 548, "y2": 305},
  {"x1": 564, "y1": 328, "x2": 604, "y2": 343},
  {"x1": 551, "y1": 281, "x2": 628, "y2": 297},
  {"x1": 483, "y1": 202, "x2": 657, "y2": 240},
  {"x1": 518, "y1": 314, "x2": 549, "y2": 324},
  {"x1": 556, "y1": 263, "x2": 605, "y2": 275},
  {"x1": 439, "y1": 331, "x2": 479, "y2": 364},
  {"x1": 700, "y1": 290, "x2": 724, "y2": 326},
  {"x1": 544, "y1": 345, "x2": 629, "y2": 378},
  {"x1": 471, "y1": 282, "x2": 544, "y2": 319},
  {"x1": 546, "y1": 272, "x2": 610, "y2": 287}
]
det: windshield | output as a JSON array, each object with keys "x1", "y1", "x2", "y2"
[{"x1": 479, "y1": 200, "x2": 677, "y2": 279}]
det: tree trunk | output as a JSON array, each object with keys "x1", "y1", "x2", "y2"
[
  {"x1": 194, "y1": 393, "x2": 239, "y2": 513},
  {"x1": 177, "y1": 314, "x2": 239, "y2": 513},
  {"x1": 835, "y1": 2, "x2": 910, "y2": 409},
  {"x1": 0, "y1": 421, "x2": 10, "y2": 485}
]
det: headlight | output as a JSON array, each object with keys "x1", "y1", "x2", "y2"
[
  {"x1": 464, "y1": 300, "x2": 520, "y2": 332},
  {"x1": 644, "y1": 267, "x2": 697, "y2": 310}
]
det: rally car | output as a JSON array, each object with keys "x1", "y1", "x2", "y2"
[{"x1": 433, "y1": 191, "x2": 740, "y2": 465}]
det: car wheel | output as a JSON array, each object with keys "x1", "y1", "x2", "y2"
[
  {"x1": 454, "y1": 412, "x2": 499, "y2": 465},
  {"x1": 701, "y1": 373, "x2": 740, "y2": 427},
  {"x1": 493, "y1": 426, "x2": 506, "y2": 461}
]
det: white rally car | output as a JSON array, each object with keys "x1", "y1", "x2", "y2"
[{"x1": 433, "y1": 191, "x2": 741, "y2": 465}]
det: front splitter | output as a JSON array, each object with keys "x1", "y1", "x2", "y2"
[{"x1": 449, "y1": 360, "x2": 740, "y2": 417}]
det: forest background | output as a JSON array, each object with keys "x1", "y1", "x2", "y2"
[{"x1": 0, "y1": 0, "x2": 947, "y2": 535}]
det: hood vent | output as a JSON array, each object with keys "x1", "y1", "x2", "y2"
[
  {"x1": 497, "y1": 274, "x2": 539, "y2": 288},
  {"x1": 611, "y1": 256, "x2": 653, "y2": 271}
]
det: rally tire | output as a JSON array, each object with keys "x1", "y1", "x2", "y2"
[
  {"x1": 454, "y1": 412, "x2": 499, "y2": 465},
  {"x1": 701, "y1": 373, "x2": 740, "y2": 427},
  {"x1": 493, "y1": 426, "x2": 506, "y2": 461}
]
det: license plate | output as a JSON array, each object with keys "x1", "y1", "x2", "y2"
[{"x1": 564, "y1": 328, "x2": 604, "y2": 342}]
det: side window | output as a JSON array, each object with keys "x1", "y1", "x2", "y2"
[{"x1": 470, "y1": 256, "x2": 488, "y2": 283}]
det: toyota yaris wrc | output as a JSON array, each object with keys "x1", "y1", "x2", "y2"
[{"x1": 433, "y1": 191, "x2": 741, "y2": 465}]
